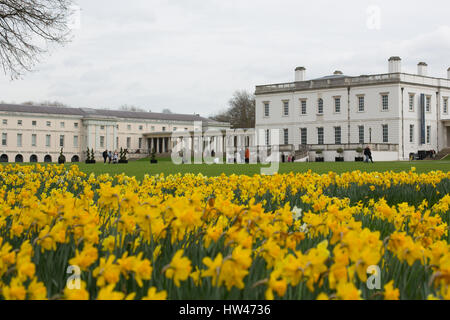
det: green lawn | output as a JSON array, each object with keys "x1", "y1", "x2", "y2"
[
  {"x1": 4, "y1": 158, "x2": 450, "y2": 180},
  {"x1": 38, "y1": 157, "x2": 450, "y2": 179}
]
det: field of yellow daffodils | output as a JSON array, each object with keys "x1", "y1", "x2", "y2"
[{"x1": 1, "y1": 164, "x2": 450, "y2": 300}]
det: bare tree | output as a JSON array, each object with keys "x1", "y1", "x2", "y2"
[
  {"x1": 0, "y1": 0, "x2": 75, "y2": 79},
  {"x1": 162, "y1": 108, "x2": 173, "y2": 114},
  {"x1": 22, "y1": 100, "x2": 69, "y2": 107},
  {"x1": 210, "y1": 90, "x2": 255, "y2": 128},
  {"x1": 119, "y1": 104, "x2": 146, "y2": 112}
]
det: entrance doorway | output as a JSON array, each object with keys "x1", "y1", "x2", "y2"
[{"x1": 447, "y1": 127, "x2": 450, "y2": 147}]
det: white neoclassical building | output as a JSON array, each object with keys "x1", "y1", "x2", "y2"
[
  {"x1": 0, "y1": 104, "x2": 231, "y2": 163},
  {"x1": 255, "y1": 57, "x2": 450, "y2": 161}
]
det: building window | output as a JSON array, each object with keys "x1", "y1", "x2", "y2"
[
  {"x1": 382, "y1": 125, "x2": 389, "y2": 143},
  {"x1": 264, "y1": 103, "x2": 270, "y2": 117},
  {"x1": 139, "y1": 138, "x2": 143, "y2": 149},
  {"x1": 283, "y1": 101, "x2": 289, "y2": 116},
  {"x1": 46, "y1": 135, "x2": 51, "y2": 147},
  {"x1": 426, "y1": 96, "x2": 431, "y2": 112},
  {"x1": 46, "y1": 121, "x2": 51, "y2": 127},
  {"x1": 17, "y1": 120, "x2": 22, "y2": 126},
  {"x1": 100, "y1": 136, "x2": 105, "y2": 148},
  {"x1": 32, "y1": 120, "x2": 37, "y2": 126},
  {"x1": 60, "y1": 135, "x2": 65, "y2": 147},
  {"x1": 358, "y1": 126, "x2": 364, "y2": 144},
  {"x1": 409, "y1": 125, "x2": 414, "y2": 143},
  {"x1": 60, "y1": 122, "x2": 65, "y2": 128},
  {"x1": 73, "y1": 135, "x2": 78, "y2": 148},
  {"x1": 184, "y1": 128, "x2": 188, "y2": 131},
  {"x1": 74, "y1": 122, "x2": 79, "y2": 128},
  {"x1": 317, "y1": 127, "x2": 324, "y2": 145},
  {"x1": 334, "y1": 97, "x2": 341, "y2": 113},
  {"x1": 2, "y1": 119, "x2": 7, "y2": 125},
  {"x1": 127, "y1": 124, "x2": 131, "y2": 130},
  {"x1": 126, "y1": 137, "x2": 131, "y2": 148},
  {"x1": 139, "y1": 125, "x2": 143, "y2": 130},
  {"x1": 31, "y1": 134, "x2": 37, "y2": 147},
  {"x1": 427, "y1": 126, "x2": 431, "y2": 144},
  {"x1": 283, "y1": 129, "x2": 289, "y2": 145},
  {"x1": 173, "y1": 127, "x2": 177, "y2": 131},
  {"x1": 444, "y1": 98, "x2": 449, "y2": 114},
  {"x1": 409, "y1": 94, "x2": 415, "y2": 111},
  {"x1": 162, "y1": 127, "x2": 166, "y2": 132},
  {"x1": 382, "y1": 94, "x2": 389, "y2": 111},
  {"x1": 265, "y1": 129, "x2": 270, "y2": 146},
  {"x1": 318, "y1": 99, "x2": 324, "y2": 114},
  {"x1": 358, "y1": 96, "x2": 365, "y2": 112},
  {"x1": 116, "y1": 137, "x2": 119, "y2": 148},
  {"x1": 300, "y1": 128, "x2": 307, "y2": 145},
  {"x1": 334, "y1": 126, "x2": 341, "y2": 145},
  {"x1": 17, "y1": 133, "x2": 22, "y2": 147},
  {"x1": 301, "y1": 100, "x2": 307, "y2": 115},
  {"x1": 2, "y1": 133, "x2": 7, "y2": 146},
  {"x1": 100, "y1": 125, "x2": 105, "y2": 130}
]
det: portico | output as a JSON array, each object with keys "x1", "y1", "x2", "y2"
[{"x1": 143, "y1": 129, "x2": 257, "y2": 157}]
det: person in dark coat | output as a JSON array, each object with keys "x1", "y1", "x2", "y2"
[
  {"x1": 102, "y1": 150, "x2": 108, "y2": 163},
  {"x1": 364, "y1": 146, "x2": 373, "y2": 163}
]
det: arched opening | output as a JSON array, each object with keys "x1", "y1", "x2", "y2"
[
  {"x1": 0, "y1": 154, "x2": 8, "y2": 162},
  {"x1": 71, "y1": 155, "x2": 80, "y2": 163},
  {"x1": 30, "y1": 155, "x2": 38, "y2": 163},
  {"x1": 15, "y1": 154, "x2": 24, "y2": 163},
  {"x1": 44, "y1": 155, "x2": 52, "y2": 163}
]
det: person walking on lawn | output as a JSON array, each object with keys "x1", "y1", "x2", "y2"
[
  {"x1": 364, "y1": 146, "x2": 374, "y2": 163},
  {"x1": 102, "y1": 150, "x2": 108, "y2": 164}
]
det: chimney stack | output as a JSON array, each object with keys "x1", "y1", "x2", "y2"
[
  {"x1": 333, "y1": 70, "x2": 343, "y2": 75},
  {"x1": 418, "y1": 62, "x2": 428, "y2": 76},
  {"x1": 388, "y1": 56, "x2": 402, "y2": 73},
  {"x1": 295, "y1": 67, "x2": 306, "y2": 81},
  {"x1": 447, "y1": 67, "x2": 450, "y2": 79}
]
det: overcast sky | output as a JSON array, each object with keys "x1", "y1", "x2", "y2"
[{"x1": 1, "y1": 0, "x2": 449, "y2": 117}]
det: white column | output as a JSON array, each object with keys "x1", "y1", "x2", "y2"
[
  {"x1": 113, "y1": 124, "x2": 117, "y2": 150},
  {"x1": 95, "y1": 125, "x2": 98, "y2": 151},
  {"x1": 87, "y1": 124, "x2": 92, "y2": 150},
  {"x1": 105, "y1": 125, "x2": 109, "y2": 150}
]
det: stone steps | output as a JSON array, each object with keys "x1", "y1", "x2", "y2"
[{"x1": 435, "y1": 148, "x2": 450, "y2": 160}]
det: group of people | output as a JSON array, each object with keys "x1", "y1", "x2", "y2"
[
  {"x1": 235, "y1": 148, "x2": 250, "y2": 164},
  {"x1": 102, "y1": 150, "x2": 119, "y2": 164},
  {"x1": 178, "y1": 148, "x2": 251, "y2": 164},
  {"x1": 282, "y1": 154, "x2": 296, "y2": 163},
  {"x1": 224, "y1": 148, "x2": 250, "y2": 164}
]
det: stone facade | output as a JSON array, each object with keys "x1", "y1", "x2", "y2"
[
  {"x1": 0, "y1": 105, "x2": 229, "y2": 163},
  {"x1": 255, "y1": 57, "x2": 450, "y2": 161}
]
